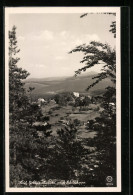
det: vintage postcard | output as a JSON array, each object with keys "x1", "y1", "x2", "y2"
[{"x1": 5, "y1": 7, "x2": 121, "y2": 192}]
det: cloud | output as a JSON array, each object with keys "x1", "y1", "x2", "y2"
[
  {"x1": 84, "y1": 34, "x2": 100, "y2": 42},
  {"x1": 25, "y1": 63, "x2": 46, "y2": 69},
  {"x1": 59, "y1": 33, "x2": 100, "y2": 52},
  {"x1": 74, "y1": 39, "x2": 83, "y2": 46},
  {"x1": 73, "y1": 34, "x2": 100, "y2": 46},
  {"x1": 35, "y1": 64, "x2": 46, "y2": 68},
  {"x1": 57, "y1": 32, "x2": 100, "y2": 51},
  {"x1": 60, "y1": 31, "x2": 70, "y2": 39},
  {"x1": 18, "y1": 36, "x2": 25, "y2": 41},
  {"x1": 60, "y1": 31, "x2": 67, "y2": 37},
  {"x1": 55, "y1": 56, "x2": 66, "y2": 60},
  {"x1": 23, "y1": 31, "x2": 100, "y2": 77},
  {"x1": 27, "y1": 29, "x2": 100, "y2": 50},
  {"x1": 61, "y1": 41, "x2": 67, "y2": 46},
  {"x1": 30, "y1": 30, "x2": 54, "y2": 41}
]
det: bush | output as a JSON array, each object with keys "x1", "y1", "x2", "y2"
[
  {"x1": 42, "y1": 116, "x2": 50, "y2": 121},
  {"x1": 48, "y1": 110, "x2": 52, "y2": 115},
  {"x1": 73, "y1": 119, "x2": 81, "y2": 126}
]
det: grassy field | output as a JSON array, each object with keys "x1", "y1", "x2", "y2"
[{"x1": 41, "y1": 102, "x2": 99, "y2": 138}]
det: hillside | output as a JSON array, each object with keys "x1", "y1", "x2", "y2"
[{"x1": 24, "y1": 73, "x2": 114, "y2": 99}]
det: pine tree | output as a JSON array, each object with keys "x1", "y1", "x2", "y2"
[
  {"x1": 9, "y1": 26, "x2": 52, "y2": 187},
  {"x1": 9, "y1": 26, "x2": 30, "y2": 122}
]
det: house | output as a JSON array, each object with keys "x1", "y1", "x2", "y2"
[
  {"x1": 109, "y1": 102, "x2": 115, "y2": 106},
  {"x1": 38, "y1": 98, "x2": 47, "y2": 106},
  {"x1": 50, "y1": 99, "x2": 56, "y2": 104},
  {"x1": 73, "y1": 92, "x2": 79, "y2": 98},
  {"x1": 58, "y1": 119, "x2": 69, "y2": 125},
  {"x1": 87, "y1": 95, "x2": 91, "y2": 99}
]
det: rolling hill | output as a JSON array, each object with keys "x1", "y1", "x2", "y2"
[{"x1": 24, "y1": 72, "x2": 115, "y2": 99}]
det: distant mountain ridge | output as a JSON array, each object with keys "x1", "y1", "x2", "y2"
[
  {"x1": 25, "y1": 71, "x2": 97, "y2": 82},
  {"x1": 24, "y1": 72, "x2": 114, "y2": 99}
]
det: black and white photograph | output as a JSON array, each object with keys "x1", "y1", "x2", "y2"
[{"x1": 5, "y1": 7, "x2": 121, "y2": 192}]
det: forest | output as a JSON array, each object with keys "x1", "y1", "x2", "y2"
[{"x1": 9, "y1": 15, "x2": 116, "y2": 187}]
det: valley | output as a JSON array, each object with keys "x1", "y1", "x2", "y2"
[{"x1": 24, "y1": 73, "x2": 114, "y2": 100}]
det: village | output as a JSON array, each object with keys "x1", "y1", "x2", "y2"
[{"x1": 31, "y1": 91, "x2": 115, "y2": 140}]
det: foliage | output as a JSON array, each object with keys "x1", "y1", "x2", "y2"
[
  {"x1": 9, "y1": 26, "x2": 30, "y2": 114},
  {"x1": 85, "y1": 98, "x2": 116, "y2": 185},
  {"x1": 73, "y1": 119, "x2": 81, "y2": 126},
  {"x1": 69, "y1": 41, "x2": 116, "y2": 91},
  {"x1": 74, "y1": 96, "x2": 91, "y2": 107},
  {"x1": 9, "y1": 26, "x2": 52, "y2": 187},
  {"x1": 46, "y1": 123, "x2": 87, "y2": 181},
  {"x1": 109, "y1": 21, "x2": 116, "y2": 38},
  {"x1": 69, "y1": 12, "x2": 116, "y2": 91},
  {"x1": 69, "y1": 16, "x2": 117, "y2": 186},
  {"x1": 27, "y1": 87, "x2": 35, "y2": 102},
  {"x1": 54, "y1": 92, "x2": 74, "y2": 106},
  {"x1": 80, "y1": 12, "x2": 116, "y2": 38}
]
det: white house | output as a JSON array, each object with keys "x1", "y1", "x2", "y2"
[
  {"x1": 87, "y1": 95, "x2": 91, "y2": 99},
  {"x1": 73, "y1": 92, "x2": 79, "y2": 98},
  {"x1": 38, "y1": 98, "x2": 47, "y2": 106},
  {"x1": 109, "y1": 102, "x2": 115, "y2": 106}
]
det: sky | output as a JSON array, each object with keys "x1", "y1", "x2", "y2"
[{"x1": 9, "y1": 13, "x2": 116, "y2": 78}]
